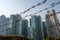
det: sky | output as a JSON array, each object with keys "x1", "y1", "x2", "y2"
[{"x1": 0, "y1": 0, "x2": 60, "y2": 21}]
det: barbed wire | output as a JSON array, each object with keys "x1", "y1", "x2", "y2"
[
  {"x1": 20, "y1": 0, "x2": 47, "y2": 14},
  {"x1": 49, "y1": 11, "x2": 60, "y2": 16},
  {"x1": 40, "y1": 11, "x2": 60, "y2": 19},
  {"x1": 24, "y1": 1, "x2": 60, "y2": 17},
  {"x1": 0, "y1": 11, "x2": 60, "y2": 32}
]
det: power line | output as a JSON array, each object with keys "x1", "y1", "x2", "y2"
[
  {"x1": 24, "y1": 1, "x2": 60, "y2": 17},
  {"x1": 20, "y1": 0, "x2": 47, "y2": 14}
]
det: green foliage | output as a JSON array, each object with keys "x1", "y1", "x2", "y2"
[
  {"x1": 45, "y1": 35, "x2": 60, "y2": 40},
  {"x1": 56, "y1": 35, "x2": 60, "y2": 40},
  {"x1": 45, "y1": 36, "x2": 55, "y2": 40}
]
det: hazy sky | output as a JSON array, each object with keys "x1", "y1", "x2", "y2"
[{"x1": 0, "y1": 0, "x2": 60, "y2": 21}]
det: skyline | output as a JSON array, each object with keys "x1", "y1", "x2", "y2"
[{"x1": 0, "y1": 0, "x2": 60, "y2": 21}]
